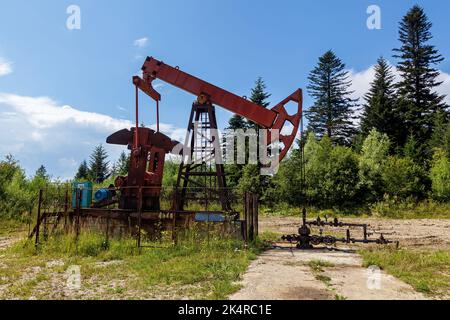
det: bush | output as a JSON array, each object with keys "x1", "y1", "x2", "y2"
[
  {"x1": 268, "y1": 149, "x2": 304, "y2": 206},
  {"x1": 323, "y1": 145, "x2": 360, "y2": 207},
  {"x1": 304, "y1": 134, "x2": 360, "y2": 208},
  {"x1": 430, "y1": 149, "x2": 450, "y2": 201},
  {"x1": 1, "y1": 168, "x2": 34, "y2": 219},
  {"x1": 358, "y1": 129, "x2": 391, "y2": 202},
  {"x1": 237, "y1": 164, "x2": 262, "y2": 196},
  {"x1": 381, "y1": 156, "x2": 427, "y2": 200}
]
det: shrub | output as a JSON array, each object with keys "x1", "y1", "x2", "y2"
[
  {"x1": 381, "y1": 156, "x2": 427, "y2": 199},
  {"x1": 1, "y1": 169, "x2": 34, "y2": 219},
  {"x1": 237, "y1": 164, "x2": 262, "y2": 196},
  {"x1": 358, "y1": 129, "x2": 391, "y2": 202},
  {"x1": 429, "y1": 149, "x2": 450, "y2": 201},
  {"x1": 268, "y1": 149, "x2": 304, "y2": 206},
  {"x1": 304, "y1": 134, "x2": 360, "y2": 208}
]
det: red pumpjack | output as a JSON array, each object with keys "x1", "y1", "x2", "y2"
[{"x1": 107, "y1": 57, "x2": 303, "y2": 212}]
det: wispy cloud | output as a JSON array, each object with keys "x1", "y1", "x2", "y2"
[
  {"x1": 0, "y1": 92, "x2": 184, "y2": 179},
  {"x1": 0, "y1": 57, "x2": 13, "y2": 76},
  {"x1": 133, "y1": 37, "x2": 149, "y2": 48},
  {"x1": 116, "y1": 105, "x2": 127, "y2": 112}
]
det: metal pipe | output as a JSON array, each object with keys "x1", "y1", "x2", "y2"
[
  {"x1": 135, "y1": 84, "x2": 139, "y2": 149},
  {"x1": 156, "y1": 100, "x2": 160, "y2": 132}
]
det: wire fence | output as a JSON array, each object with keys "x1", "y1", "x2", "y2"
[{"x1": 28, "y1": 184, "x2": 258, "y2": 250}]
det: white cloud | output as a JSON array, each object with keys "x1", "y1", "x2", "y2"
[
  {"x1": 153, "y1": 82, "x2": 165, "y2": 89},
  {"x1": 437, "y1": 72, "x2": 450, "y2": 105},
  {"x1": 347, "y1": 61, "x2": 400, "y2": 102},
  {"x1": 133, "y1": 37, "x2": 149, "y2": 48},
  {"x1": 341, "y1": 61, "x2": 450, "y2": 126},
  {"x1": 348, "y1": 61, "x2": 450, "y2": 105},
  {"x1": 0, "y1": 92, "x2": 183, "y2": 180},
  {"x1": 0, "y1": 57, "x2": 13, "y2": 76}
]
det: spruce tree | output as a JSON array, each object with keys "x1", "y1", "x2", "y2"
[
  {"x1": 227, "y1": 115, "x2": 248, "y2": 131},
  {"x1": 116, "y1": 151, "x2": 130, "y2": 176},
  {"x1": 393, "y1": 5, "x2": 446, "y2": 153},
  {"x1": 361, "y1": 57, "x2": 399, "y2": 144},
  {"x1": 35, "y1": 165, "x2": 49, "y2": 180},
  {"x1": 247, "y1": 77, "x2": 271, "y2": 130},
  {"x1": 306, "y1": 50, "x2": 357, "y2": 145},
  {"x1": 75, "y1": 160, "x2": 89, "y2": 181},
  {"x1": 88, "y1": 145, "x2": 110, "y2": 183},
  {"x1": 225, "y1": 77, "x2": 271, "y2": 191}
]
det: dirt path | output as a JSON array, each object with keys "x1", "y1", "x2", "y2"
[
  {"x1": 230, "y1": 217, "x2": 449, "y2": 300},
  {"x1": 229, "y1": 247, "x2": 426, "y2": 300}
]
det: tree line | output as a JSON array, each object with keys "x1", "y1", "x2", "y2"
[
  {"x1": 74, "y1": 146, "x2": 130, "y2": 184},
  {"x1": 228, "y1": 5, "x2": 450, "y2": 208}
]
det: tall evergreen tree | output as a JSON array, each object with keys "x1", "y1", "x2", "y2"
[
  {"x1": 393, "y1": 5, "x2": 446, "y2": 154},
  {"x1": 247, "y1": 77, "x2": 271, "y2": 130},
  {"x1": 361, "y1": 57, "x2": 399, "y2": 143},
  {"x1": 35, "y1": 165, "x2": 49, "y2": 180},
  {"x1": 224, "y1": 114, "x2": 247, "y2": 188},
  {"x1": 75, "y1": 160, "x2": 89, "y2": 180},
  {"x1": 88, "y1": 145, "x2": 110, "y2": 183},
  {"x1": 306, "y1": 50, "x2": 357, "y2": 145},
  {"x1": 227, "y1": 115, "x2": 248, "y2": 131},
  {"x1": 225, "y1": 77, "x2": 271, "y2": 191},
  {"x1": 116, "y1": 151, "x2": 130, "y2": 176}
]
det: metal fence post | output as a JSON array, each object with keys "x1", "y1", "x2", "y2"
[
  {"x1": 35, "y1": 189, "x2": 43, "y2": 247},
  {"x1": 253, "y1": 193, "x2": 259, "y2": 238}
]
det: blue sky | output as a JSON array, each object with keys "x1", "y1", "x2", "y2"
[{"x1": 1, "y1": 0, "x2": 449, "y2": 179}]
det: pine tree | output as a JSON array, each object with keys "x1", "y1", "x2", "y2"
[
  {"x1": 88, "y1": 145, "x2": 110, "y2": 183},
  {"x1": 225, "y1": 77, "x2": 271, "y2": 190},
  {"x1": 224, "y1": 116, "x2": 246, "y2": 188},
  {"x1": 116, "y1": 151, "x2": 130, "y2": 176},
  {"x1": 75, "y1": 160, "x2": 89, "y2": 181},
  {"x1": 361, "y1": 57, "x2": 399, "y2": 144},
  {"x1": 35, "y1": 165, "x2": 49, "y2": 180},
  {"x1": 393, "y1": 5, "x2": 446, "y2": 153},
  {"x1": 306, "y1": 50, "x2": 357, "y2": 145},
  {"x1": 224, "y1": 105, "x2": 251, "y2": 189},
  {"x1": 247, "y1": 77, "x2": 271, "y2": 130},
  {"x1": 227, "y1": 115, "x2": 248, "y2": 130}
]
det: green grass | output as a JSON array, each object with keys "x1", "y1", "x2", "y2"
[
  {"x1": 360, "y1": 247, "x2": 450, "y2": 297},
  {"x1": 260, "y1": 200, "x2": 450, "y2": 219},
  {"x1": 308, "y1": 260, "x2": 335, "y2": 273},
  {"x1": 0, "y1": 229, "x2": 266, "y2": 300},
  {"x1": 370, "y1": 200, "x2": 450, "y2": 219},
  {"x1": 307, "y1": 260, "x2": 335, "y2": 291},
  {"x1": 0, "y1": 218, "x2": 28, "y2": 236}
]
